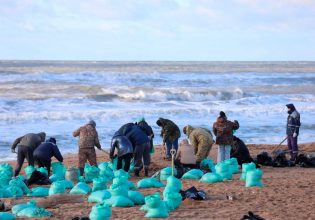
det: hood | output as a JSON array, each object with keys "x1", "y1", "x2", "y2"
[
  {"x1": 37, "y1": 132, "x2": 46, "y2": 142},
  {"x1": 87, "y1": 120, "x2": 96, "y2": 127},
  {"x1": 46, "y1": 137, "x2": 56, "y2": 144},
  {"x1": 183, "y1": 125, "x2": 194, "y2": 136},
  {"x1": 156, "y1": 117, "x2": 166, "y2": 127},
  {"x1": 286, "y1": 103, "x2": 296, "y2": 114},
  {"x1": 217, "y1": 117, "x2": 227, "y2": 124}
]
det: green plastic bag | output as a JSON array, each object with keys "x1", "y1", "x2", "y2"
[
  {"x1": 0, "y1": 212, "x2": 15, "y2": 220},
  {"x1": 200, "y1": 173, "x2": 223, "y2": 183},
  {"x1": 27, "y1": 187, "x2": 49, "y2": 197},
  {"x1": 36, "y1": 167, "x2": 48, "y2": 176},
  {"x1": 240, "y1": 162, "x2": 256, "y2": 181},
  {"x1": 109, "y1": 185, "x2": 128, "y2": 197},
  {"x1": 49, "y1": 174, "x2": 63, "y2": 182},
  {"x1": 17, "y1": 207, "x2": 51, "y2": 218},
  {"x1": 137, "y1": 178, "x2": 165, "y2": 189},
  {"x1": 114, "y1": 169, "x2": 130, "y2": 178},
  {"x1": 0, "y1": 188, "x2": 12, "y2": 198},
  {"x1": 49, "y1": 181, "x2": 66, "y2": 196},
  {"x1": 128, "y1": 190, "x2": 145, "y2": 205},
  {"x1": 165, "y1": 176, "x2": 182, "y2": 192},
  {"x1": 70, "y1": 182, "x2": 91, "y2": 194},
  {"x1": 24, "y1": 165, "x2": 36, "y2": 179},
  {"x1": 200, "y1": 159, "x2": 215, "y2": 172},
  {"x1": 105, "y1": 196, "x2": 134, "y2": 207},
  {"x1": 160, "y1": 167, "x2": 177, "y2": 181},
  {"x1": 108, "y1": 158, "x2": 118, "y2": 171},
  {"x1": 215, "y1": 163, "x2": 233, "y2": 181},
  {"x1": 12, "y1": 200, "x2": 37, "y2": 215},
  {"x1": 89, "y1": 203, "x2": 112, "y2": 220},
  {"x1": 182, "y1": 169, "x2": 204, "y2": 179},
  {"x1": 88, "y1": 190, "x2": 111, "y2": 203},
  {"x1": 92, "y1": 177, "x2": 107, "y2": 192},
  {"x1": 0, "y1": 164, "x2": 13, "y2": 188},
  {"x1": 98, "y1": 162, "x2": 114, "y2": 179},
  {"x1": 6, "y1": 185, "x2": 23, "y2": 198},
  {"x1": 51, "y1": 162, "x2": 66, "y2": 179},
  {"x1": 245, "y1": 169, "x2": 263, "y2": 187},
  {"x1": 223, "y1": 158, "x2": 240, "y2": 174},
  {"x1": 112, "y1": 176, "x2": 135, "y2": 190},
  {"x1": 9, "y1": 177, "x2": 30, "y2": 194},
  {"x1": 163, "y1": 191, "x2": 182, "y2": 211},
  {"x1": 144, "y1": 193, "x2": 169, "y2": 218},
  {"x1": 84, "y1": 164, "x2": 100, "y2": 183},
  {"x1": 58, "y1": 180, "x2": 74, "y2": 189}
]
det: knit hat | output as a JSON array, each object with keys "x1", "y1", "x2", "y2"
[
  {"x1": 48, "y1": 137, "x2": 57, "y2": 144},
  {"x1": 88, "y1": 120, "x2": 96, "y2": 127},
  {"x1": 219, "y1": 111, "x2": 226, "y2": 118}
]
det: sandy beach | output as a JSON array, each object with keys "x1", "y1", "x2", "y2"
[{"x1": 2, "y1": 142, "x2": 315, "y2": 220}]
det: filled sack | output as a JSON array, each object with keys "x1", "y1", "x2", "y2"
[
  {"x1": 70, "y1": 182, "x2": 91, "y2": 195},
  {"x1": 200, "y1": 173, "x2": 223, "y2": 183},
  {"x1": 89, "y1": 203, "x2": 112, "y2": 220},
  {"x1": 88, "y1": 190, "x2": 111, "y2": 203},
  {"x1": 137, "y1": 178, "x2": 165, "y2": 189},
  {"x1": 182, "y1": 169, "x2": 204, "y2": 179},
  {"x1": 27, "y1": 187, "x2": 49, "y2": 197},
  {"x1": 49, "y1": 181, "x2": 66, "y2": 196}
]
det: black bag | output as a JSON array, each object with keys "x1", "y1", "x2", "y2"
[
  {"x1": 27, "y1": 170, "x2": 52, "y2": 186},
  {"x1": 180, "y1": 186, "x2": 206, "y2": 201},
  {"x1": 296, "y1": 154, "x2": 315, "y2": 168},
  {"x1": 256, "y1": 152, "x2": 273, "y2": 166},
  {"x1": 241, "y1": 211, "x2": 265, "y2": 220}
]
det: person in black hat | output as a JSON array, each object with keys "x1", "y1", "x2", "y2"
[
  {"x1": 286, "y1": 103, "x2": 301, "y2": 161},
  {"x1": 33, "y1": 137, "x2": 63, "y2": 176}
]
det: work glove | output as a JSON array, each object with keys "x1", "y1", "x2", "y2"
[
  {"x1": 293, "y1": 133, "x2": 297, "y2": 138},
  {"x1": 11, "y1": 149, "x2": 16, "y2": 154}
]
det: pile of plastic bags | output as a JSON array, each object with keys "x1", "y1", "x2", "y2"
[
  {"x1": 12, "y1": 200, "x2": 51, "y2": 218},
  {"x1": 137, "y1": 177, "x2": 164, "y2": 189}
]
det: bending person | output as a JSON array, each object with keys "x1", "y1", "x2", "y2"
[
  {"x1": 33, "y1": 137, "x2": 63, "y2": 176},
  {"x1": 11, "y1": 132, "x2": 46, "y2": 176},
  {"x1": 175, "y1": 139, "x2": 197, "y2": 168},
  {"x1": 110, "y1": 131, "x2": 134, "y2": 172}
]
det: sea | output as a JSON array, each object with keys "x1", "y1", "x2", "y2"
[{"x1": 1, "y1": 61, "x2": 315, "y2": 161}]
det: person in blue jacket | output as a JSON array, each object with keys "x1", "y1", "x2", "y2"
[
  {"x1": 123, "y1": 124, "x2": 150, "y2": 177},
  {"x1": 33, "y1": 137, "x2": 63, "y2": 176},
  {"x1": 110, "y1": 131, "x2": 134, "y2": 172}
]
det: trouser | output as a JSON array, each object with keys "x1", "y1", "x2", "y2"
[
  {"x1": 217, "y1": 145, "x2": 231, "y2": 163},
  {"x1": 134, "y1": 142, "x2": 151, "y2": 171},
  {"x1": 165, "y1": 138, "x2": 179, "y2": 158},
  {"x1": 15, "y1": 145, "x2": 34, "y2": 177},
  {"x1": 287, "y1": 135, "x2": 298, "y2": 160},
  {"x1": 117, "y1": 153, "x2": 133, "y2": 172},
  {"x1": 34, "y1": 156, "x2": 51, "y2": 176},
  {"x1": 78, "y1": 148, "x2": 97, "y2": 175}
]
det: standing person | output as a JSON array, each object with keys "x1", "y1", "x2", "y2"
[
  {"x1": 124, "y1": 124, "x2": 150, "y2": 177},
  {"x1": 109, "y1": 131, "x2": 134, "y2": 172},
  {"x1": 11, "y1": 132, "x2": 46, "y2": 176},
  {"x1": 213, "y1": 111, "x2": 239, "y2": 163},
  {"x1": 137, "y1": 117, "x2": 154, "y2": 153},
  {"x1": 183, "y1": 125, "x2": 213, "y2": 165},
  {"x1": 156, "y1": 118, "x2": 181, "y2": 160},
  {"x1": 33, "y1": 137, "x2": 63, "y2": 176},
  {"x1": 73, "y1": 120, "x2": 102, "y2": 176},
  {"x1": 286, "y1": 103, "x2": 301, "y2": 161},
  {"x1": 175, "y1": 139, "x2": 197, "y2": 168}
]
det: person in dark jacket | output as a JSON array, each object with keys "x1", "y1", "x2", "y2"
[
  {"x1": 156, "y1": 118, "x2": 181, "y2": 160},
  {"x1": 231, "y1": 136, "x2": 254, "y2": 165},
  {"x1": 110, "y1": 131, "x2": 134, "y2": 172},
  {"x1": 136, "y1": 117, "x2": 154, "y2": 153},
  {"x1": 124, "y1": 124, "x2": 150, "y2": 177},
  {"x1": 33, "y1": 137, "x2": 63, "y2": 176},
  {"x1": 213, "y1": 111, "x2": 239, "y2": 163},
  {"x1": 11, "y1": 132, "x2": 46, "y2": 176},
  {"x1": 286, "y1": 103, "x2": 301, "y2": 161}
]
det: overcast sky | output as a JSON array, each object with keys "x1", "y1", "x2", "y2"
[{"x1": 1, "y1": 0, "x2": 315, "y2": 61}]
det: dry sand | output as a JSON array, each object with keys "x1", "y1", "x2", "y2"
[{"x1": 3, "y1": 142, "x2": 315, "y2": 220}]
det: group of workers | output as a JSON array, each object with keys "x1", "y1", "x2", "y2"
[{"x1": 10, "y1": 103, "x2": 300, "y2": 178}]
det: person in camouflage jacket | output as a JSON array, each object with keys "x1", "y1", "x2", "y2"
[
  {"x1": 156, "y1": 117, "x2": 181, "y2": 160},
  {"x1": 183, "y1": 125, "x2": 213, "y2": 164},
  {"x1": 213, "y1": 111, "x2": 239, "y2": 163},
  {"x1": 73, "y1": 120, "x2": 102, "y2": 176}
]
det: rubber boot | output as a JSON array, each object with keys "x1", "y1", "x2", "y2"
[
  {"x1": 144, "y1": 167, "x2": 149, "y2": 177},
  {"x1": 79, "y1": 167, "x2": 84, "y2": 176}
]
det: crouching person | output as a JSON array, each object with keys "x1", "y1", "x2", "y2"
[
  {"x1": 183, "y1": 125, "x2": 213, "y2": 166},
  {"x1": 175, "y1": 139, "x2": 197, "y2": 168},
  {"x1": 124, "y1": 124, "x2": 150, "y2": 177},
  {"x1": 110, "y1": 131, "x2": 134, "y2": 172},
  {"x1": 73, "y1": 120, "x2": 102, "y2": 176},
  {"x1": 33, "y1": 137, "x2": 63, "y2": 176}
]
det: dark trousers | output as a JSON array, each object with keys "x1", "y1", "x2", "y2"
[
  {"x1": 174, "y1": 159, "x2": 199, "y2": 169},
  {"x1": 134, "y1": 142, "x2": 151, "y2": 171},
  {"x1": 165, "y1": 138, "x2": 179, "y2": 158},
  {"x1": 34, "y1": 156, "x2": 51, "y2": 176},
  {"x1": 117, "y1": 153, "x2": 133, "y2": 172},
  {"x1": 287, "y1": 135, "x2": 298, "y2": 160},
  {"x1": 15, "y1": 145, "x2": 34, "y2": 176}
]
